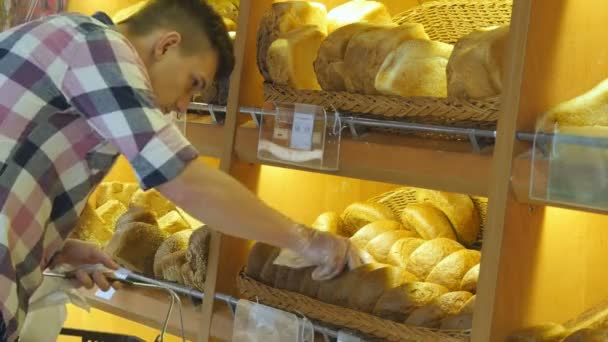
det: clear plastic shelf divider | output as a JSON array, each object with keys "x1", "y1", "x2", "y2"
[
  {"x1": 530, "y1": 115, "x2": 608, "y2": 210},
  {"x1": 257, "y1": 102, "x2": 341, "y2": 172}
]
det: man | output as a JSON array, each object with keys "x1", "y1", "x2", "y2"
[{"x1": 0, "y1": 1, "x2": 361, "y2": 340}]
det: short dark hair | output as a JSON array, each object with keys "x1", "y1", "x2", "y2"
[{"x1": 124, "y1": 0, "x2": 235, "y2": 80}]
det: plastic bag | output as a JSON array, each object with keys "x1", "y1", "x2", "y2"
[{"x1": 232, "y1": 300, "x2": 314, "y2": 342}]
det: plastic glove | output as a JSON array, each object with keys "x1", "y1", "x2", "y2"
[{"x1": 291, "y1": 225, "x2": 372, "y2": 281}]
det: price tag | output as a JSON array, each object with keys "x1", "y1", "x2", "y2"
[{"x1": 290, "y1": 106, "x2": 315, "y2": 151}]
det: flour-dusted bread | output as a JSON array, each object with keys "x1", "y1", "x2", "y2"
[
  {"x1": 343, "y1": 24, "x2": 429, "y2": 94},
  {"x1": 104, "y1": 221, "x2": 168, "y2": 276},
  {"x1": 366, "y1": 230, "x2": 420, "y2": 263},
  {"x1": 563, "y1": 328, "x2": 608, "y2": 342},
  {"x1": 405, "y1": 238, "x2": 464, "y2": 280},
  {"x1": 257, "y1": 1, "x2": 328, "y2": 80},
  {"x1": 245, "y1": 242, "x2": 277, "y2": 279},
  {"x1": 130, "y1": 188, "x2": 177, "y2": 219},
  {"x1": 95, "y1": 182, "x2": 139, "y2": 208},
  {"x1": 400, "y1": 203, "x2": 456, "y2": 240},
  {"x1": 545, "y1": 78, "x2": 608, "y2": 126},
  {"x1": 447, "y1": 25, "x2": 509, "y2": 99},
  {"x1": 71, "y1": 202, "x2": 114, "y2": 246},
  {"x1": 405, "y1": 291, "x2": 473, "y2": 328},
  {"x1": 439, "y1": 294, "x2": 476, "y2": 330},
  {"x1": 314, "y1": 23, "x2": 389, "y2": 91},
  {"x1": 347, "y1": 266, "x2": 418, "y2": 313},
  {"x1": 460, "y1": 263, "x2": 480, "y2": 293},
  {"x1": 267, "y1": 26, "x2": 327, "y2": 90},
  {"x1": 158, "y1": 210, "x2": 191, "y2": 234},
  {"x1": 387, "y1": 237, "x2": 425, "y2": 268},
  {"x1": 182, "y1": 227, "x2": 211, "y2": 290},
  {"x1": 373, "y1": 282, "x2": 448, "y2": 322},
  {"x1": 426, "y1": 249, "x2": 481, "y2": 291},
  {"x1": 153, "y1": 229, "x2": 194, "y2": 278},
  {"x1": 416, "y1": 190, "x2": 481, "y2": 247},
  {"x1": 350, "y1": 220, "x2": 402, "y2": 250},
  {"x1": 311, "y1": 211, "x2": 343, "y2": 235},
  {"x1": 506, "y1": 323, "x2": 569, "y2": 342},
  {"x1": 326, "y1": 0, "x2": 392, "y2": 33},
  {"x1": 375, "y1": 39, "x2": 454, "y2": 98},
  {"x1": 341, "y1": 202, "x2": 396, "y2": 236}
]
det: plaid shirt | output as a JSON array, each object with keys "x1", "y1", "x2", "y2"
[{"x1": 0, "y1": 13, "x2": 199, "y2": 340}]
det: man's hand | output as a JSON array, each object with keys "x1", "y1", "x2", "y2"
[
  {"x1": 293, "y1": 225, "x2": 372, "y2": 281},
  {"x1": 51, "y1": 239, "x2": 121, "y2": 291}
]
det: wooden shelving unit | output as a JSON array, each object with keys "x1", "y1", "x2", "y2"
[{"x1": 63, "y1": 0, "x2": 608, "y2": 341}]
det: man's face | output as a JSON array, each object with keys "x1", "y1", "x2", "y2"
[{"x1": 145, "y1": 32, "x2": 219, "y2": 114}]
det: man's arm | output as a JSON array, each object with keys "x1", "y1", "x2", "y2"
[{"x1": 157, "y1": 159, "x2": 359, "y2": 280}]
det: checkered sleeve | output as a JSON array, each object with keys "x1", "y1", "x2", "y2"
[{"x1": 60, "y1": 28, "x2": 199, "y2": 190}]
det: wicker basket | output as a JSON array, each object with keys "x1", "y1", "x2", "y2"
[
  {"x1": 237, "y1": 187, "x2": 486, "y2": 341},
  {"x1": 238, "y1": 273, "x2": 470, "y2": 342},
  {"x1": 263, "y1": 0, "x2": 513, "y2": 128}
]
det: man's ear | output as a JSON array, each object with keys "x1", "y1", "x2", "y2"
[{"x1": 153, "y1": 31, "x2": 182, "y2": 60}]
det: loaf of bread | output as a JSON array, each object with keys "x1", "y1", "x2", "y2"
[
  {"x1": 159, "y1": 250, "x2": 187, "y2": 284},
  {"x1": 564, "y1": 300, "x2": 608, "y2": 332},
  {"x1": 130, "y1": 188, "x2": 177, "y2": 219},
  {"x1": 375, "y1": 39, "x2": 454, "y2": 98},
  {"x1": 426, "y1": 249, "x2": 481, "y2": 291},
  {"x1": 245, "y1": 242, "x2": 277, "y2": 278},
  {"x1": 366, "y1": 230, "x2": 420, "y2": 263},
  {"x1": 405, "y1": 291, "x2": 473, "y2": 328},
  {"x1": 267, "y1": 26, "x2": 327, "y2": 90},
  {"x1": 326, "y1": 0, "x2": 392, "y2": 33},
  {"x1": 447, "y1": 25, "x2": 509, "y2": 99},
  {"x1": 343, "y1": 24, "x2": 429, "y2": 94},
  {"x1": 116, "y1": 207, "x2": 157, "y2": 228},
  {"x1": 439, "y1": 294, "x2": 476, "y2": 330},
  {"x1": 506, "y1": 323, "x2": 569, "y2": 342},
  {"x1": 257, "y1": 1, "x2": 327, "y2": 81},
  {"x1": 400, "y1": 203, "x2": 456, "y2": 240},
  {"x1": 351, "y1": 220, "x2": 402, "y2": 249},
  {"x1": 299, "y1": 268, "x2": 322, "y2": 298},
  {"x1": 460, "y1": 263, "x2": 480, "y2": 293},
  {"x1": 311, "y1": 211, "x2": 343, "y2": 235},
  {"x1": 405, "y1": 238, "x2": 464, "y2": 280},
  {"x1": 317, "y1": 263, "x2": 383, "y2": 306},
  {"x1": 387, "y1": 237, "x2": 425, "y2": 268},
  {"x1": 153, "y1": 229, "x2": 194, "y2": 278},
  {"x1": 341, "y1": 202, "x2": 396, "y2": 236},
  {"x1": 95, "y1": 182, "x2": 139, "y2": 208},
  {"x1": 273, "y1": 265, "x2": 292, "y2": 290},
  {"x1": 283, "y1": 266, "x2": 315, "y2": 293},
  {"x1": 104, "y1": 221, "x2": 168, "y2": 276},
  {"x1": 96, "y1": 200, "x2": 128, "y2": 230},
  {"x1": 314, "y1": 23, "x2": 389, "y2": 91},
  {"x1": 158, "y1": 210, "x2": 191, "y2": 234},
  {"x1": 71, "y1": 202, "x2": 114, "y2": 246},
  {"x1": 416, "y1": 190, "x2": 481, "y2": 247},
  {"x1": 347, "y1": 266, "x2": 418, "y2": 313},
  {"x1": 259, "y1": 247, "x2": 282, "y2": 285},
  {"x1": 373, "y1": 282, "x2": 448, "y2": 321},
  {"x1": 545, "y1": 78, "x2": 608, "y2": 126},
  {"x1": 563, "y1": 328, "x2": 608, "y2": 342},
  {"x1": 182, "y1": 227, "x2": 211, "y2": 290}
]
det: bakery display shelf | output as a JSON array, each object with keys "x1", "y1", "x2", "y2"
[
  {"x1": 235, "y1": 125, "x2": 492, "y2": 197},
  {"x1": 182, "y1": 113, "x2": 224, "y2": 159}
]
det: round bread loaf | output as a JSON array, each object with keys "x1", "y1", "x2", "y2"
[
  {"x1": 426, "y1": 249, "x2": 481, "y2": 291},
  {"x1": 405, "y1": 238, "x2": 464, "y2": 280},
  {"x1": 373, "y1": 282, "x2": 448, "y2": 322},
  {"x1": 153, "y1": 229, "x2": 194, "y2": 278},
  {"x1": 460, "y1": 263, "x2": 480, "y2": 293},
  {"x1": 366, "y1": 230, "x2": 420, "y2": 263},
  {"x1": 350, "y1": 220, "x2": 402, "y2": 250},
  {"x1": 387, "y1": 237, "x2": 425, "y2": 268},
  {"x1": 159, "y1": 250, "x2": 187, "y2": 284},
  {"x1": 311, "y1": 211, "x2": 343, "y2": 235},
  {"x1": 400, "y1": 203, "x2": 456, "y2": 240},
  {"x1": 341, "y1": 202, "x2": 396, "y2": 236}
]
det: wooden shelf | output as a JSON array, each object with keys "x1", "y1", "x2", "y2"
[
  {"x1": 234, "y1": 126, "x2": 493, "y2": 197},
  {"x1": 83, "y1": 287, "x2": 233, "y2": 341},
  {"x1": 185, "y1": 118, "x2": 224, "y2": 159}
]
